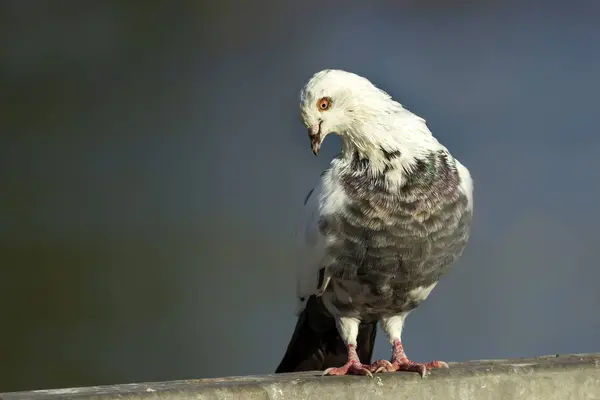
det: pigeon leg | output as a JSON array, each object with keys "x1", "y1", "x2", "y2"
[
  {"x1": 323, "y1": 316, "x2": 372, "y2": 377},
  {"x1": 369, "y1": 314, "x2": 449, "y2": 377}
]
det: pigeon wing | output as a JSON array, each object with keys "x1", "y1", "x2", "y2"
[{"x1": 294, "y1": 178, "x2": 328, "y2": 315}]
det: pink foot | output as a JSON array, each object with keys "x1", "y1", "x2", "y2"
[
  {"x1": 369, "y1": 358, "x2": 448, "y2": 377},
  {"x1": 323, "y1": 360, "x2": 373, "y2": 377},
  {"x1": 369, "y1": 340, "x2": 449, "y2": 378},
  {"x1": 323, "y1": 344, "x2": 373, "y2": 377}
]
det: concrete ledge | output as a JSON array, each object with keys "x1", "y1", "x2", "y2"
[{"x1": 2, "y1": 353, "x2": 600, "y2": 399}]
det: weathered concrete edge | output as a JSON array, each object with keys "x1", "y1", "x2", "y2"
[{"x1": 2, "y1": 353, "x2": 600, "y2": 400}]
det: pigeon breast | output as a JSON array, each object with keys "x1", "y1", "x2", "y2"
[{"x1": 319, "y1": 149, "x2": 473, "y2": 321}]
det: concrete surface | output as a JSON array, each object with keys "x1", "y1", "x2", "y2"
[{"x1": 2, "y1": 353, "x2": 600, "y2": 400}]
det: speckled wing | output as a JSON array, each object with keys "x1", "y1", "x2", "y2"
[{"x1": 294, "y1": 180, "x2": 327, "y2": 316}]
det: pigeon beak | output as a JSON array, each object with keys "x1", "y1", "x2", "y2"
[{"x1": 308, "y1": 122, "x2": 322, "y2": 156}]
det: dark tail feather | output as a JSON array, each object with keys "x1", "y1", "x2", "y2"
[{"x1": 275, "y1": 295, "x2": 377, "y2": 373}]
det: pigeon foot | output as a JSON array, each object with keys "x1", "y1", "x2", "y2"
[
  {"x1": 322, "y1": 344, "x2": 373, "y2": 377},
  {"x1": 369, "y1": 339, "x2": 449, "y2": 377},
  {"x1": 369, "y1": 358, "x2": 448, "y2": 377},
  {"x1": 323, "y1": 360, "x2": 373, "y2": 377}
]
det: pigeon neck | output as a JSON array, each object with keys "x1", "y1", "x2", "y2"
[{"x1": 340, "y1": 126, "x2": 442, "y2": 175}]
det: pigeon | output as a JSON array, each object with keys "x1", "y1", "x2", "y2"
[{"x1": 275, "y1": 69, "x2": 473, "y2": 377}]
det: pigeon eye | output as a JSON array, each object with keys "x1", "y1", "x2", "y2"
[{"x1": 317, "y1": 97, "x2": 331, "y2": 111}]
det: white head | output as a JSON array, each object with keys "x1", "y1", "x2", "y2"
[{"x1": 299, "y1": 69, "x2": 406, "y2": 156}]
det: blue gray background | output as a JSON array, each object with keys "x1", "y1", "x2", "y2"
[{"x1": 2, "y1": 0, "x2": 600, "y2": 392}]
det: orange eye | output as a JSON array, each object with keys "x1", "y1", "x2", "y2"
[{"x1": 317, "y1": 97, "x2": 331, "y2": 111}]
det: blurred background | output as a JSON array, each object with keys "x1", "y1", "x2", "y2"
[{"x1": 2, "y1": 0, "x2": 600, "y2": 393}]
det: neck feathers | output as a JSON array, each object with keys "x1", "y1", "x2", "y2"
[
  {"x1": 338, "y1": 145, "x2": 459, "y2": 203},
  {"x1": 340, "y1": 104, "x2": 445, "y2": 178}
]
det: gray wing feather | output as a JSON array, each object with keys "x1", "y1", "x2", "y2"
[{"x1": 294, "y1": 181, "x2": 327, "y2": 315}]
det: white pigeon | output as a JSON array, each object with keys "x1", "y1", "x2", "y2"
[{"x1": 275, "y1": 69, "x2": 473, "y2": 377}]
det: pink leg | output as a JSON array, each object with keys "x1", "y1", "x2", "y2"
[
  {"x1": 369, "y1": 340, "x2": 449, "y2": 377},
  {"x1": 323, "y1": 344, "x2": 373, "y2": 377}
]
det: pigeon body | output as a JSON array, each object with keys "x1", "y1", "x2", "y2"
[{"x1": 276, "y1": 69, "x2": 473, "y2": 377}]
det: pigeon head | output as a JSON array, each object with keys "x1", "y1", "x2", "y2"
[{"x1": 299, "y1": 69, "x2": 402, "y2": 155}]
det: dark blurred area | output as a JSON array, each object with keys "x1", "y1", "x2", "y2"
[{"x1": 2, "y1": 0, "x2": 600, "y2": 393}]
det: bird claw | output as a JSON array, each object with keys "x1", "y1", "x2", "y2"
[
  {"x1": 323, "y1": 360, "x2": 373, "y2": 377},
  {"x1": 369, "y1": 359, "x2": 449, "y2": 378},
  {"x1": 369, "y1": 359, "x2": 395, "y2": 373}
]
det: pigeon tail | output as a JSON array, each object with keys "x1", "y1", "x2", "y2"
[{"x1": 275, "y1": 295, "x2": 377, "y2": 373}]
